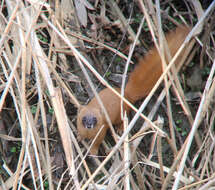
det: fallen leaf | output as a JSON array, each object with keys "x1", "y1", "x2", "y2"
[
  {"x1": 74, "y1": 0, "x2": 88, "y2": 27},
  {"x1": 80, "y1": 0, "x2": 94, "y2": 10}
]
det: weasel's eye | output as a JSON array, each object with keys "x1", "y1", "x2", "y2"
[{"x1": 82, "y1": 115, "x2": 97, "y2": 129}]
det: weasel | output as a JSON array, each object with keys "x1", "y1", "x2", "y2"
[{"x1": 77, "y1": 25, "x2": 191, "y2": 155}]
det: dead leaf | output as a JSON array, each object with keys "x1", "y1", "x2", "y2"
[
  {"x1": 187, "y1": 66, "x2": 203, "y2": 91},
  {"x1": 100, "y1": 1, "x2": 111, "y2": 25},
  {"x1": 74, "y1": 0, "x2": 88, "y2": 27},
  {"x1": 88, "y1": 13, "x2": 98, "y2": 39},
  {"x1": 80, "y1": 0, "x2": 94, "y2": 10},
  {"x1": 52, "y1": 145, "x2": 65, "y2": 178}
]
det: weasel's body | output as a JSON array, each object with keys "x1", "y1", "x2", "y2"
[{"x1": 77, "y1": 26, "x2": 191, "y2": 155}]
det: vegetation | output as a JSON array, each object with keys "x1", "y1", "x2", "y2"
[{"x1": 0, "y1": 0, "x2": 215, "y2": 189}]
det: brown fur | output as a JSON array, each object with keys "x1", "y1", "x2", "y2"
[{"x1": 77, "y1": 25, "x2": 191, "y2": 155}]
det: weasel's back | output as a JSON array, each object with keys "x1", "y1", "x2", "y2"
[{"x1": 125, "y1": 26, "x2": 190, "y2": 103}]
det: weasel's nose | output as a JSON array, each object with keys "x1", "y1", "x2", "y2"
[{"x1": 82, "y1": 115, "x2": 97, "y2": 129}]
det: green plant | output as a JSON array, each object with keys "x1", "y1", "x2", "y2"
[
  {"x1": 31, "y1": 105, "x2": 37, "y2": 114},
  {"x1": 48, "y1": 108, "x2": 54, "y2": 114},
  {"x1": 37, "y1": 33, "x2": 48, "y2": 43},
  {"x1": 44, "y1": 180, "x2": 49, "y2": 189},
  {"x1": 175, "y1": 120, "x2": 187, "y2": 137},
  {"x1": 176, "y1": 119, "x2": 182, "y2": 125},
  {"x1": 10, "y1": 146, "x2": 17, "y2": 153},
  {"x1": 105, "y1": 71, "x2": 111, "y2": 77}
]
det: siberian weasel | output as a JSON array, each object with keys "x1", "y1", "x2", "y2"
[{"x1": 77, "y1": 25, "x2": 191, "y2": 155}]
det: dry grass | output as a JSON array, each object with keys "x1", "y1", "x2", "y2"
[{"x1": 0, "y1": 0, "x2": 215, "y2": 189}]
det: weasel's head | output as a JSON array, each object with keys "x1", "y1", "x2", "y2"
[{"x1": 77, "y1": 106, "x2": 103, "y2": 132}]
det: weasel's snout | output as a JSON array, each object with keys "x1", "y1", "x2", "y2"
[{"x1": 82, "y1": 115, "x2": 97, "y2": 129}]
